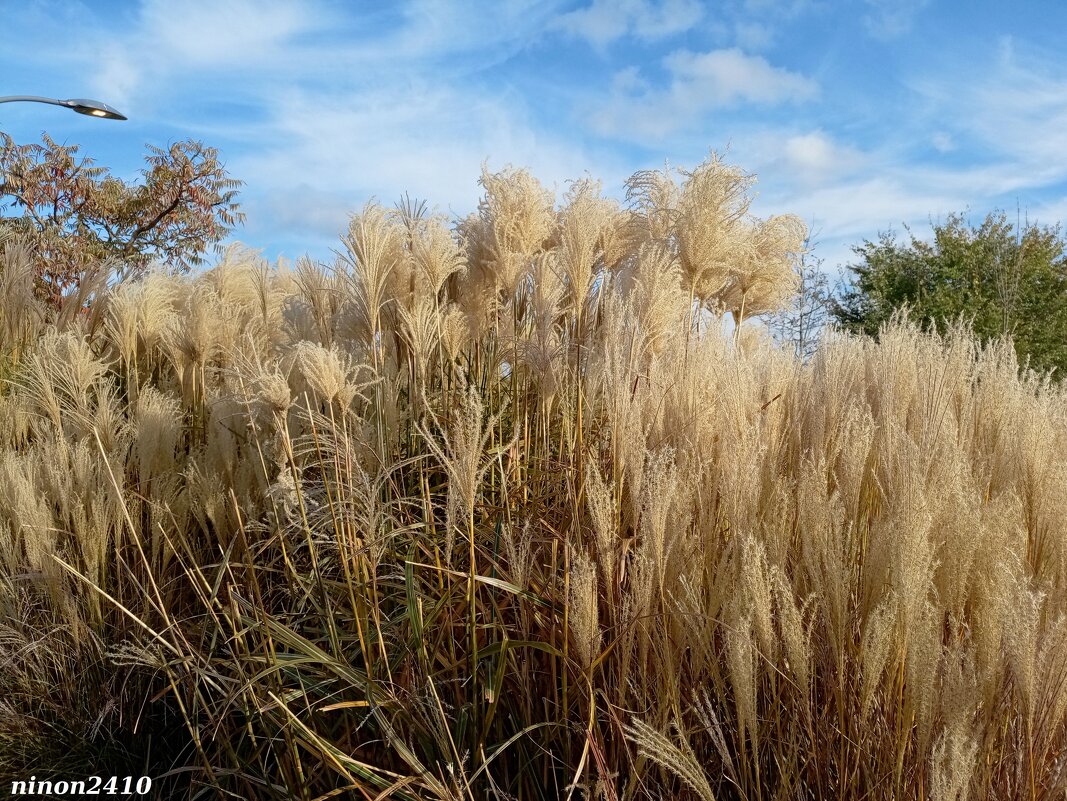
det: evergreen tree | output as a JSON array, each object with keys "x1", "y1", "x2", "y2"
[{"x1": 833, "y1": 211, "x2": 1067, "y2": 375}]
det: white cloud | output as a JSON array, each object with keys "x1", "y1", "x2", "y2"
[
  {"x1": 756, "y1": 176, "x2": 954, "y2": 277},
  {"x1": 910, "y1": 47, "x2": 1067, "y2": 185},
  {"x1": 92, "y1": 46, "x2": 142, "y2": 107},
  {"x1": 590, "y1": 48, "x2": 818, "y2": 141},
  {"x1": 79, "y1": 0, "x2": 326, "y2": 108},
  {"x1": 781, "y1": 131, "x2": 865, "y2": 183},
  {"x1": 355, "y1": 0, "x2": 568, "y2": 63},
  {"x1": 863, "y1": 0, "x2": 930, "y2": 40},
  {"x1": 667, "y1": 49, "x2": 817, "y2": 104},
  {"x1": 139, "y1": 0, "x2": 314, "y2": 67},
  {"x1": 784, "y1": 132, "x2": 838, "y2": 172},
  {"x1": 80, "y1": 0, "x2": 571, "y2": 114},
  {"x1": 751, "y1": 151, "x2": 1067, "y2": 275},
  {"x1": 785, "y1": 178, "x2": 955, "y2": 240},
  {"x1": 931, "y1": 132, "x2": 954, "y2": 153},
  {"x1": 8, "y1": 0, "x2": 1064, "y2": 280},
  {"x1": 232, "y1": 83, "x2": 621, "y2": 244},
  {"x1": 253, "y1": 184, "x2": 354, "y2": 241},
  {"x1": 554, "y1": 0, "x2": 703, "y2": 48},
  {"x1": 1026, "y1": 197, "x2": 1067, "y2": 230}
]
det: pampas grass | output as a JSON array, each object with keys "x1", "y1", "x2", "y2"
[{"x1": 0, "y1": 153, "x2": 1065, "y2": 799}]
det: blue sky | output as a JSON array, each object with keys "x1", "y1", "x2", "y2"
[{"x1": 3, "y1": 0, "x2": 1067, "y2": 278}]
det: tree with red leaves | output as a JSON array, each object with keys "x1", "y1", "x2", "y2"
[{"x1": 0, "y1": 133, "x2": 243, "y2": 303}]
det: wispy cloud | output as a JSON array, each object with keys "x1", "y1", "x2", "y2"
[
  {"x1": 2, "y1": 0, "x2": 1066, "y2": 271},
  {"x1": 590, "y1": 48, "x2": 818, "y2": 141},
  {"x1": 781, "y1": 131, "x2": 865, "y2": 183},
  {"x1": 905, "y1": 41, "x2": 1067, "y2": 187},
  {"x1": 862, "y1": 0, "x2": 931, "y2": 40},
  {"x1": 232, "y1": 82, "x2": 617, "y2": 251},
  {"x1": 553, "y1": 0, "x2": 703, "y2": 48},
  {"x1": 85, "y1": 0, "x2": 326, "y2": 107}
]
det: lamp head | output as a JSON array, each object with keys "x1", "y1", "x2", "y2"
[{"x1": 64, "y1": 98, "x2": 127, "y2": 121}]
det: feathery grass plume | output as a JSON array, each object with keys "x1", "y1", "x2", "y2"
[
  {"x1": 940, "y1": 634, "x2": 977, "y2": 703},
  {"x1": 637, "y1": 447, "x2": 681, "y2": 597},
  {"x1": 137, "y1": 269, "x2": 182, "y2": 352},
  {"x1": 878, "y1": 441, "x2": 939, "y2": 642},
  {"x1": 292, "y1": 340, "x2": 370, "y2": 411},
  {"x1": 626, "y1": 549, "x2": 657, "y2": 679},
  {"x1": 969, "y1": 510, "x2": 1017, "y2": 697},
  {"x1": 568, "y1": 546, "x2": 601, "y2": 671},
  {"x1": 774, "y1": 572, "x2": 812, "y2": 695},
  {"x1": 281, "y1": 292, "x2": 322, "y2": 346},
  {"x1": 1034, "y1": 617, "x2": 1067, "y2": 783},
  {"x1": 339, "y1": 202, "x2": 402, "y2": 357},
  {"x1": 253, "y1": 363, "x2": 293, "y2": 422},
  {"x1": 397, "y1": 295, "x2": 440, "y2": 387},
  {"x1": 161, "y1": 282, "x2": 227, "y2": 407},
  {"x1": 501, "y1": 519, "x2": 534, "y2": 591},
  {"x1": 204, "y1": 245, "x2": 286, "y2": 355},
  {"x1": 133, "y1": 385, "x2": 182, "y2": 486},
  {"x1": 103, "y1": 268, "x2": 180, "y2": 392},
  {"x1": 519, "y1": 313, "x2": 566, "y2": 407},
  {"x1": 588, "y1": 291, "x2": 649, "y2": 530},
  {"x1": 721, "y1": 214, "x2": 806, "y2": 323},
  {"x1": 929, "y1": 722, "x2": 979, "y2": 801},
  {"x1": 675, "y1": 152, "x2": 755, "y2": 305},
  {"x1": 626, "y1": 242, "x2": 687, "y2": 356},
  {"x1": 740, "y1": 534, "x2": 777, "y2": 663},
  {"x1": 625, "y1": 717, "x2": 718, "y2": 801},
  {"x1": 0, "y1": 391, "x2": 31, "y2": 450},
  {"x1": 674, "y1": 574, "x2": 717, "y2": 675},
  {"x1": 795, "y1": 457, "x2": 856, "y2": 655},
  {"x1": 409, "y1": 213, "x2": 466, "y2": 298},
  {"x1": 101, "y1": 280, "x2": 142, "y2": 380},
  {"x1": 584, "y1": 461, "x2": 617, "y2": 593},
  {"x1": 624, "y1": 163, "x2": 681, "y2": 248},
  {"x1": 928, "y1": 467, "x2": 982, "y2": 615},
  {"x1": 517, "y1": 250, "x2": 569, "y2": 403},
  {"x1": 438, "y1": 301, "x2": 470, "y2": 364},
  {"x1": 204, "y1": 244, "x2": 268, "y2": 310},
  {"x1": 313, "y1": 450, "x2": 391, "y2": 569},
  {"x1": 724, "y1": 609, "x2": 758, "y2": 746},
  {"x1": 454, "y1": 273, "x2": 500, "y2": 346},
  {"x1": 905, "y1": 600, "x2": 943, "y2": 755},
  {"x1": 459, "y1": 164, "x2": 554, "y2": 298},
  {"x1": 36, "y1": 436, "x2": 120, "y2": 594},
  {"x1": 296, "y1": 256, "x2": 346, "y2": 347},
  {"x1": 0, "y1": 451, "x2": 53, "y2": 576},
  {"x1": 555, "y1": 178, "x2": 616, "y2": 320},
  {"x1": 17, "y1": 331, "x2": 109, "y2": 439},
  {"x1": 182, "y1": 457, "x2": 234, "y2": 540},
  {"x1": 0, "y1": 237, "x2": 46, "y2": 362},
  {"x1": 418, "y1": 378, "x2": 502, "y2": 563},
  {"x1": 530, "y1": 248, "x2": 567, "y2": 325},
  {"x1": 861, "y1": 593, "x2": 899, "y2": 720},
  {"x1": 1007, "y1": 581, "x2": 1045, "y2": 726},
  {"x1": 247, "y1": 257, "x2": 289, "y2": 351},
  {"x1": 54, "y1": 260, "x2": 113, "y2": 334}
]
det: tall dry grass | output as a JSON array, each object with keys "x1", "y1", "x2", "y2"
[{"x1": 0, "y1": 154, "x2": 1065, "y2": 799}]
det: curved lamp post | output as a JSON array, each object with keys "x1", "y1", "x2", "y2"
[{"x1": 0, "y1": 95, "x2": 127, "y2": 120}]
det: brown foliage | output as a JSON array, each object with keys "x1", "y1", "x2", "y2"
[{"x1": 0, "y1": 133, "x2": 243, "y2": 302}]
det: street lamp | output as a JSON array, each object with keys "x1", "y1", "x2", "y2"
[{"x1": 0, "y1": 95, "x2": 127, "y2": 120}]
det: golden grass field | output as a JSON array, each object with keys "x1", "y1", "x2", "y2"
[{"x1": 1, "y1": 155, "x2": 1065, "y2": 799}]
